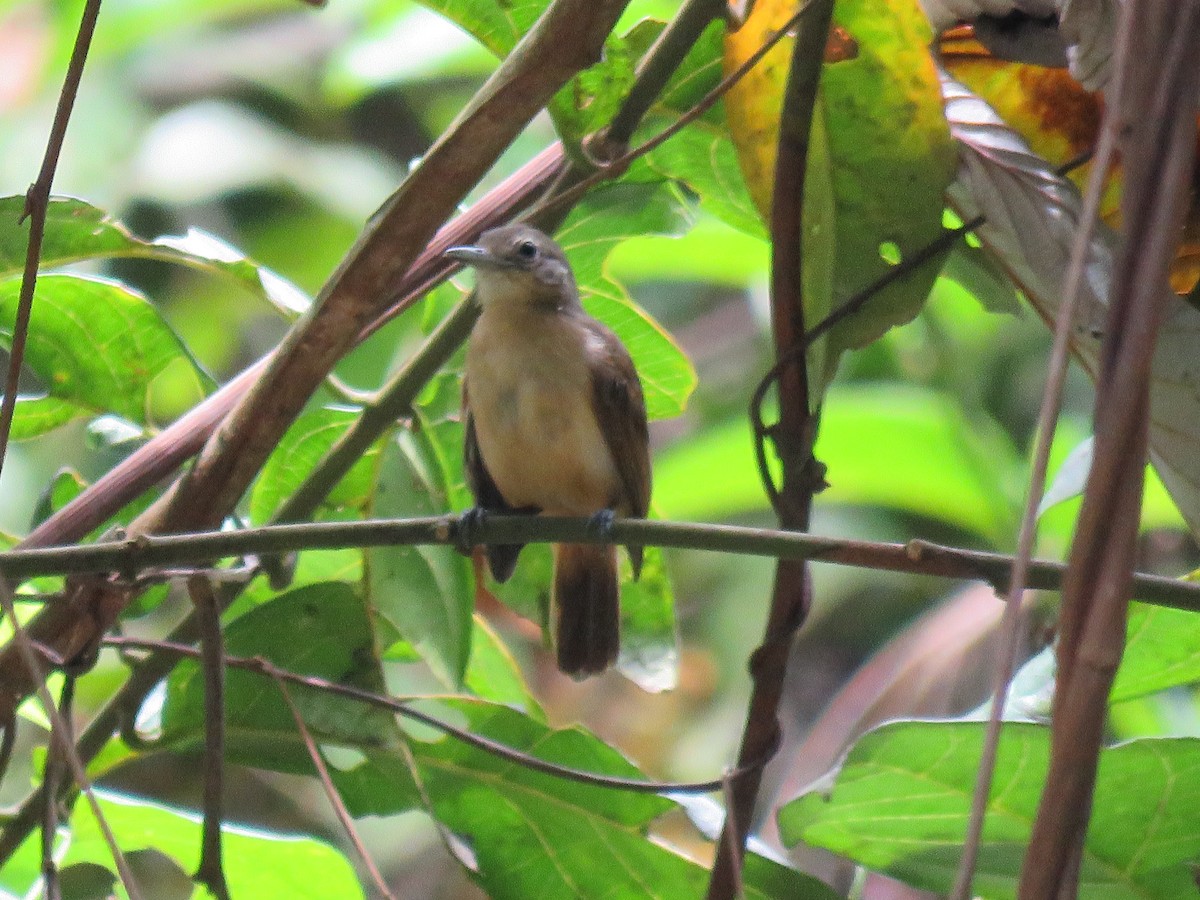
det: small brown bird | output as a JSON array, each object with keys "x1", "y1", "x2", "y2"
[{"x1": 447, "y1": 224, "x2": 651, "y2": 678}]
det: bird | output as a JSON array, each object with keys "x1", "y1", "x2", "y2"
[{"x1": 446, "y1": 223, "x2": 651, "y2": 678}]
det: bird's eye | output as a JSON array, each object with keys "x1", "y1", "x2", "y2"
[{"x1": 516, "y1": 240, "x2": 538, "y2": 260}]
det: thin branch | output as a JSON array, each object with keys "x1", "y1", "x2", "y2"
[
  {"x1": 0, "y1": 583, "x2": 143, "y2": 899},
  {"x1": 189, "y1": 577, "x2": 230, "y2": 900},
  {"x1": 271, "y1": 671, "x2": 397, "y2": 900},
  {"x1": 708, "y1": 3, "x2": 835, "y2": 894},
  {"x1": 0, "y1": 514, "x2": 1197, "y2": 610},
  {"x1": 104, "y1": 636, "x2": 748, "y2": 795},
  {"x1": 1, "y1": 0, "x2": 102, "y2": 481},
  {"x1": 40, "y1": 675, "x2": 74, "y2": 900}
]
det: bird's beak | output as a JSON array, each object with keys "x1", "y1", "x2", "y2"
[{"x1": 444, "y1": 245, "x2": 512, "y2": 268}]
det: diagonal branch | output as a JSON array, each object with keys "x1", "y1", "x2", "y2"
[
  {"x1": 0, "y1": 0, "x2": 634, "y2": 723},
  {"x1": 272, "y1": 670, "x2": 397, "y2": 900}
]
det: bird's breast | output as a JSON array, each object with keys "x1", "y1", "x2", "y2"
[{"x1": 466, "y1": 309, "x2": 621, "y2": 515}]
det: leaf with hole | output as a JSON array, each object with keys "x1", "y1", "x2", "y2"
[{"x1": 723, "y1": 0, "x2": 956, "y2": 389}]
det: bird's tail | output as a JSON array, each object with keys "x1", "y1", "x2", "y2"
[{"x1": 552, "y1": 542, "x2": 620, "y2": 678}]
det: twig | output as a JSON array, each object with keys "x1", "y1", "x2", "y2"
[
  {"x1": 0, "y1": 583, "x2": 143, "y2": 899},
  {"x1": 271, "y1": 671, "x2": 397, "y2": 900},
  {"x1": 40, "y1": 675, "x2": 74, "y2": 900},
  {"x1": 1, "y1": 0, "x2": 102, "y2": 482},
  {"x1": 708, "y1": 2, "x2": 834, "y2": 895},
  {"x1": 104, "y1": 636, "x2": 746, "y2": 795},
  {"x1": 189, "y1": 576, "x2": 230, "y2": 900}
]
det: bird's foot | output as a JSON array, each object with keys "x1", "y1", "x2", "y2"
[
  {"x1": 457, "y1": 507, "x2": 489, "y2": 554},
  {"x1": 587, "y1": 508, "x2": 616, "y2": 538}
]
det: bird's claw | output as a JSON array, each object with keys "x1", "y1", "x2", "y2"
[
  {"x1": 458, "y1": 507, "x2": 489, "y2": 554},
  {"x1": 587, "y1": 508, "x2": 616, "y2": 538}
]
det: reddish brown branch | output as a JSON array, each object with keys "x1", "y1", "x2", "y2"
[
  {"x1": 1018, "y1": 5, "x2": 1200, "y2": 896},
  {"x1": 707, "y1": 1, "x2": 834, "y2": 895},
  {"x1": 189, "y1": 576, "x2": 230, "y2": 900},
  {"x1": 272, "y1": 671, "x2": 397, "y2": 900}
]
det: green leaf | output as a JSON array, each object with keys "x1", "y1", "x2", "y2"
[
  {"x1": 465, "y1": 614, "x2": 543, "y2": 717},
  {"x1": 656, "y1": 17, "x2": 726, "y2": 114},
  {"x1": 1112, "y1": 602, "x2": 1200, "y2": 703},
  {"x1": 249, "y1": 405, "x2": 383, "y2": 525},
  {"x1": 346, "y1": 698, "x2": 832, "y2": 899},
  {"x1": 778, "y1": 721, "x2": 1200, "y2": 899},
  {"x1": 558, "y1": 180, "x2": 698, "y2": 419},
  {"x1": 0, "y1": 274, "x2": 214, "y2": 425},
  {"x1": 8, "y1": 395, "x2": 87, "y2": 440},
  {"x1": 0, "y1": 195, "x2": 311, "y2": 316},
  {"x1": 0, "y1": 790, "x2": 363, "y2": 900},
  {"x1": 162, "y1": 582, "x2": 397, "y2": 758},
  {"x1": 411, "y1": 0, "x2": 634, "y2": 143},
  {"x1": 815, "y1": 0, "x2": 958, "y2": 380},
  {"x1": 645, "y1": 114, "x2": 767, "y2": 238},
  {"x1": 366, "y1": 431, "x2": 474, "y2": 686}
]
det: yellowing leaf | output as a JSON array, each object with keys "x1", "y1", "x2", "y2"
[{"x1": 723, "y1": 0, "x2": 956, "y2": 389}]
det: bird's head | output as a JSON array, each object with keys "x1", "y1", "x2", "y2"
[{"x1": 445, "y1": 224, "x2": 578, "y2": 311}]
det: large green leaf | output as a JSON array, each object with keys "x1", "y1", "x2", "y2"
[
  {"x1": 0, "y1": 196, "x2": 310, "y2": 316},
  {"x1": 248, "y1": 405, "x2": 383, "y2": 525},
  {"x1": 412, "y1": 0, "x2": 634, "y2": 142},
  {"x1": 558, "y1": 180, "x2": 698, "y2": 419},
  {"x1": 0, "y1": 273, "x2": 214, "y2": 427},
  {"x1": 778, "y1": 721, "x2": 1200, "y2": 899},
  {"x1": 816, "y1": 0, "x2": 957, "y2": 366},
  {"x1": 366, "y1": 430, "x2": 475, "y2": 686},
  {"x1": 162, "y1": 583, "x2": 397, "y2": 757},
  {"x1": 339, "y1": 698, "x2": 836, "y2": 899},
  {"x1": 0, "y1": 790, "x2": 363, "y2": 900},
  {"x1": 1112, "y1": 602, "x2": 1200, "y2": 703}
]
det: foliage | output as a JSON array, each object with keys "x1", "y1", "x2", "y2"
[{"x1": 0, "y1": 0, "x2": 1198, "y2": 898}]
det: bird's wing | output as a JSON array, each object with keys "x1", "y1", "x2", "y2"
[
  {"x1": 463, "y1": 382, "x2": 525, "y2": 582},
  {"x1": 586, "y1": 319, "x2": 651, "y2": 576}
]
